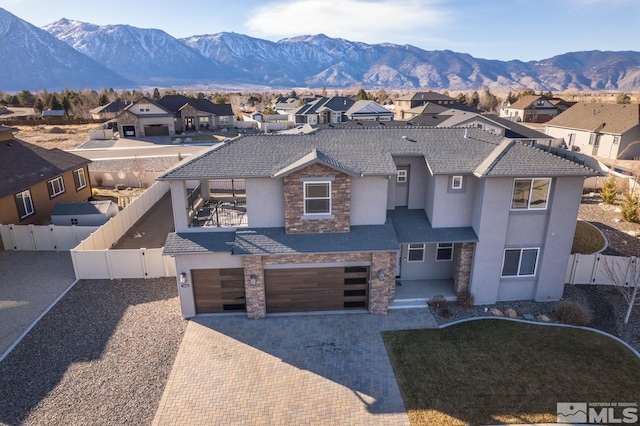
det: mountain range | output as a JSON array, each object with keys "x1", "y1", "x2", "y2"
[{"x1": 2, "y1": 7, "x2": 640, "y2": 92}]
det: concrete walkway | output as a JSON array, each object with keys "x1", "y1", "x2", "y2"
[
  {"x1": 153, "y1": 309, "x2": 437, "y2": 425},
  {"x1": 0, "y1": 251, "x2": 76, "y2": 357}
]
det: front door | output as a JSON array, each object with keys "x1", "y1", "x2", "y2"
[
  {"x1": 395, "y1": 166, "x2": 410, "y2": 206},
  {"x1": 591, "y1": 134, "x2": 601, "y2": 156}
]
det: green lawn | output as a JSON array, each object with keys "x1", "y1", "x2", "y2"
[{"x1": 383, "y1": 319, "x2": 640, "y2": 425}]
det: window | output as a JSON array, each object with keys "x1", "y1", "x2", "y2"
[
  {"x1": 589, "y1": 134, "x2": 595, "y2": 145},
  {"x1": 407, "y1": 244, "x2": 425, "y2": 262},
  {"x1": 451, "y1": 176, "x2": 463, "y2": 190},
  {"x1": 613, "y1": 136, "x2": 620, "y2": 144},
  {"x1": 15, "y1": 190, "x2": 34, "y2": 219},
  {"x1": 436, "y1": 243, "x2": 453, "y2": 261},
  {"x1": 47, "y1": 176, "x2": 65, "y2": 198},
  {"x1": 73, "y1": 168, "x2": 87, "y2": 191},
  {"x1": 501, "y1": 248, "x2": 539, "y2": 277},
  {"x1": 511, "y1": 178, "x2": 550, "y2": 210},
  {"x1": 304, "y1": 181, "x2": 331, "y2": 214},
  {"x1": 397, "y1": 170, "x2": 407, "y2": 183}
]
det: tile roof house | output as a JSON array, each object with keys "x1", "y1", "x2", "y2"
[
  {"x1": 0, "y1": 126, "x2": 92, "y2": 247},
  {"x1": 159, "y1": 126, "x2": 598, "y2": 319},
  {"x1": 394, "y1": 92, "x2": 458, "y2": 120},
  {"x1": 544, "y1": 103, "x2": 640, "y2": 159},
  {"x1": 157, "y1": 95, "x2": 234, "y2": 132},
  {"x1": 291, "y1": 97, "x2": 355, "y2": 125},
  {"x1": 500, "y1": 95, "x2": 561, "y2": 123}
]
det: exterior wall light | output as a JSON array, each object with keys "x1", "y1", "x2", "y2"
[
  {"x1": 378, "y1": 269, "x2": 385, "y2": 280},
  {"x1": 250, "y1": 274, "x2": 257, "y2": 286},
  {"x1": 179, "y1": 272, "x2": 187, "y2": 284}
]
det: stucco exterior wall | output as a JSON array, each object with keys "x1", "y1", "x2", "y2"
[
  {"x1": 398, "y1": 243, "x2": 454, "y2": 280},
  {"x1": 245, "y1": 178, "x2": 285, "y2": 228},
  {"x1": 430, "y1": 174, "x2": 476, "y2": 227},
  {"x1": 393, "y1": 156, "x2": 428, "y2": 210},
  {"x1": 350, "y1": 176, "x2": 388, "y2": 225}
]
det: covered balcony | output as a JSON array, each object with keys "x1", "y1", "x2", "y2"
[{"x1": 187, "y1": 179, "x2": 248, "y2": 228}]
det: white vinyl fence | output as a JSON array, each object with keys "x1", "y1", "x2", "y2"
[
  {"x1": 71, "y1": 181, "x2": 176, "y2": 279},
  {"x1": 0, "y1": 224, "x2": 98, "y2": 251},
  {"x1": 565, "y1": 253, "x2": 636, "y2": 286}
]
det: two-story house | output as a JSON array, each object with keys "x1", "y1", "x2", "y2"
[
  {"x1": 500, "y1": 95, "x2": 560, "y2": 123},
  {"x1": 545, "y1": 103, "x2": 640, "y2": 160},
  {"x1": 394, "y1": 92, "x2": 458, "y2": 120},
  {"x1": 0, "y1": 126, "x2": 92, "y2": 248},
  {"x1": 160, "y1": 127, "x2": 597, "y2": 319}
]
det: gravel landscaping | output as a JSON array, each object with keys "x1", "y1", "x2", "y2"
[{"x1": 0, "y1": 278, "x2": 186, "y2": 426}]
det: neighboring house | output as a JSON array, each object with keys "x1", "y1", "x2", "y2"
[
  {"x1": 345, "y1": 100, "x2": 394, "y2": 122},
  {"x1": 500, "y1": 95, "x2": 560, "y2": 123},
  {"x1": 394, "y1": 92, "x2": 458, "y2": 120},
  {"x1": 291, "y1": 97, "x2": 355, "y2": 125},
  {"x1": 273, "y1": 97, "x2": 301, "y2": 114},
  {"x1": 51, "y1": 200, "x2": 118, "y2": 226},
  {"x1": 90, "y1": 101, "x2": 128, "y2": 120},
  {"x1": 159, "y1": 127, "x2": 597, "y2": 319},
  {"x1": 157, "y1": 95, "x2": 234, "y2": 132},
  {"x1": 0, "y1": 126, "x2": 92, "y2": 230},
  {"x1": 116, "y1": 97, "x2": 175, "y2": 137},
  {"x1": 545, "y1": 103, "x2": 640, "y2": 159}
]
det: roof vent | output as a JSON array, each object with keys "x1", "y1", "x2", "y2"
[
  {"x1": 464, "y1": 128, "x2": 468, "y2": 138},
  {"x1": 402, "y1": 135, "x2": 408, "y2": 140}
]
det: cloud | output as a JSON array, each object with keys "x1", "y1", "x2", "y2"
[{"x1": 244, "y1": 0, "x2": 452, "y2": 47}]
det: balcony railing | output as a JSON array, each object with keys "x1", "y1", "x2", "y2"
[{"x1": 191, "y1": 199, "x2": 247, "y2": 228}]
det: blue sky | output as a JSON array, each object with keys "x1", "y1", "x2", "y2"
[{"x1": 0, "y1": 0, "x2": 636, "y2": 61}]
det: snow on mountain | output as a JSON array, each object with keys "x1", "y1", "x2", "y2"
[
  {"x1": 44, "y1": 18, "x2": 233, "y2": 86},
  {"x1": 0, "y1": 8, "x2": 132, "y2": 91},
  {"x1": 3, "y1": 6, "x2": 640, "y2": 92}
]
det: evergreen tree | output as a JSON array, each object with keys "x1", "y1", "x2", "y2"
[
  {"x1": 621, "y1": 192, "x2": 639, "y2": 222},
  {"x1": 33, "y1": 98, "x2": 44, "y2": 113},
  {"x1": 61, "y1": 96, "x2": 71, "y2": 114},
  {"x1": 469, "y1": 91, "x2": 480, "y2": 108},
  {"x1": 355, "y1": 88, "x2": 369, "y2": 101},
  {"x1": 98, "y1": 93, "x2": 109, "y2": 106},
  {"x1": 152, "y1": 88, "x2": 161, "y2": 100},
  {"x1": 600, "y1": 176, "x2": 618, "y2": 204},
  {"x1": 50, "y1": 95, "x2": 62, "y2": 110}
]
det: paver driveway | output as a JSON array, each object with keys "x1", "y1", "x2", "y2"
[{"x1": 153, "y1": 309, "x2": 437, "y2": 425}]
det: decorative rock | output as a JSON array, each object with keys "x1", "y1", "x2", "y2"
[
  {"x1": 184, "y1": 137, "x2": 192, "y2": 143},
  {"x1": 614, "y1": 207, "x2": 622, "y2": 213},
  {"x1": 174, "y1": 138, "x2": 182, "y2": 144},
  {"x1": 489, "y1": 308, "x2": 504, "y2": 317},
  {"x1": 505, "y1": 308, "x2": 518, "y2": 318},
  {"x1": 628, "y1": 231, "x2": 638, "y2": 237},
  {"x1": 537, "y1": 314, "x2": 551, "y2": 322},
  {"x1": 613, "y1": 218, "x2": 621, "y2": 223},
  {"x1": 523, "y1": 313, "x2": 535, "y2": 320}
]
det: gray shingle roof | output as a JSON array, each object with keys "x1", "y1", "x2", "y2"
[
  {"x1": 163, "y1": 232, "x2": 237, "y2": 255},
  {"x1": 158, "y1": 95, "x2": 233, "y2": 116},
  {"x1": 158, "y1": 127, "x2": 598, "y2": 181},
  {"x1": 388, "y1": 208, "x2": 478, "y2": 243},
  {"x1": 233, "y1": 223, "x2": 399, "y2": 255},
  {"x1": 474, "y1": 140, "x2": 599, "y2": 177},
  {"x1": 163, "y1": 223, "x2": 399, "y2": 255}
]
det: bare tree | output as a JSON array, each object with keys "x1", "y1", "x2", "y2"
[
  {"x1": 601, "y1": 256, "x2": 640, "y2": 324},
  {"x1": 131, "y1": 157, "x2": 147, "y2": 188}
]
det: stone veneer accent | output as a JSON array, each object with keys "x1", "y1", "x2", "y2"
[
  {"x1": 243, "y1": 256, "x2": 266, "y2": 319},
  {"x1": 117, "y1": 110, "x2": 140, "y2": 136},
  {"x1": 453, "y1": 243, "x2": 475, "y2": 297},
  {"x1": 243, "y1": 251, "x2": 397, "y2": 318},
  {"x1": 283, "y1": 163, "x2": 351, "y2": 234}
]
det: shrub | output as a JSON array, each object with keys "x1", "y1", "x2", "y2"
[
  {"x1": 91, "y1": 188, "x2": 100, "y2": 196},
  {"x1": 48, "y1": 126, "x2": 65, "y2": 134},
  {"x1": 439, "y1": 307, "x2": 452, "y2": 318},
  {"x1": 427, "y1": 295, "x2": 447, "y2": 308},
  {"x1": 621, "y1": 192, "x2": 639, "y2": 223},
  {"x1": 600, "y1": 176, "x2": 618, "y2": 204},
  {"x1": 457, "y1": 292, "x2": 475, "y2": 308},
  {"x1": 554, "y1": 300, "x2": 593, "y2": 326}
]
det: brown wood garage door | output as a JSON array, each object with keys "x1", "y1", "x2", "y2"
[
  {"x1": 264, "y1": 266, "x2": 369, "y2": 313},
  {"x1": 143, "y1": 124, "x2": 169, "y2": 136},
  {"x1": 191, "y1": 268, "x2": 245, "y2": 313}
]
